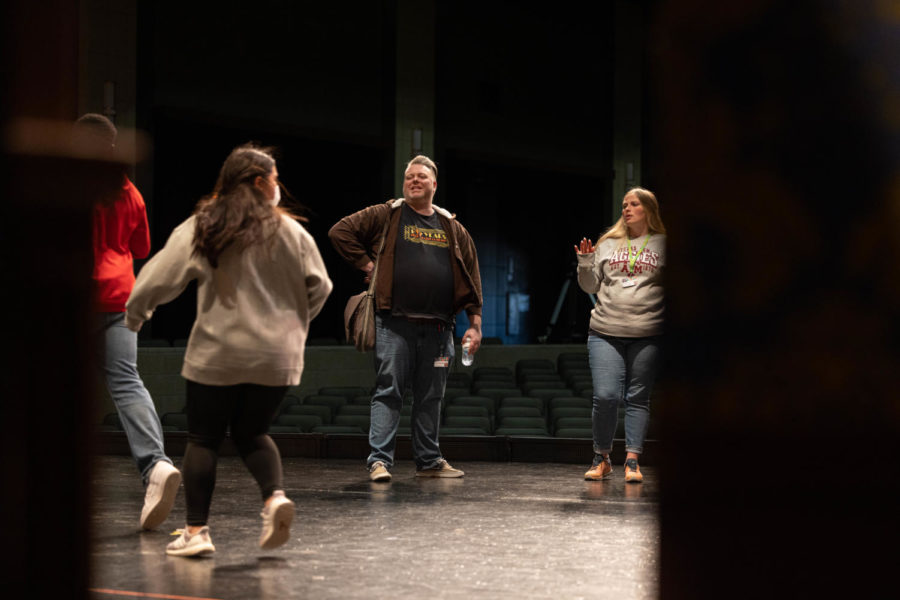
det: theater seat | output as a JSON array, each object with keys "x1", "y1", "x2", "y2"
[
  {"x1": 473, "y1": 366, "x2": 513, "y2": 381},
  {"x1": 312, "y1": 424, "x2": 366, "y2": 434},
  {"x1": 494, "y1": 428, "x2": 550, "y2": 437},
  {"x1": 494, "y1": 416, "x2": 548, "y2": 436},
  {"x1": 318, "y1": 386, "x2": 370, "y2": 401},
  {"x1": 440, "y1": 428, "x2": 492, "y2": 436},
  {"x1": 161, "y1": 412, "x2": 188, "y2": 431},
  {"x1": 444, "y1": 405, "x2": 493, "y2": 431},
  {"x1": 473, "y1": 387, "x2": 522, "y2": 411},
  {"x1": 569, "y1": 380, "x2": 594, "y2": 396},
  {"x1": 337, "y1": 404, "x2": 370, "y2": 416},
  {"x1": 442, "y1": 415, "x2": 491, "y2": 435},
  {"x1": 444, "y1": 405, "x2": 491, "y2": 420},
  {"x1": 497, "y1": 406, "x2": 542, "y2": 420},
  {"x1": 554, "y1": 427, "x2": 592, "y2": 439},
  {"x1": 274, "y1": 414, "x2": 323, "y2": 432},
  {"x1": 268, "y1": 425, "x2": 302, "y2": 433},
  {"x1": 524, "y1": 388, "x2": 567, "y2": 413},
  {"x1": 444, "y1": 396, "x2": 495, "y2": 421},
  {"x1": 333, "y1": 414, "x2": 371, "y2": 433},
  {"x1": 444, "y1": 387, "x2": 474, "y2": 402},
  {"x1": 560, "y1": 365, "x2": 592, "y2": 379},
  {"x1": 549, "y1": 397, "x2": 592, "y2": 411},
  {"x1": 282, "y1": 403, "x2": 332, "y2": 424},
  {"x1": 446, "y1": 372, "x2": 472, "y2": 388},
  {"x1": 515, "y1": 358, "x2": 556, "y2": 374},
  {"x1": 551, "y1": 407, "x2": 592, "y2": 431},
  {"x1": 518, "y1": 372, "x2": 562, "y2": 386},
  {"x1": 499, "y1": 396, "x2": 545, "y2": 415},
  {"x1": 522, "y1": 381, "x2": 566, "y2": 395},
  {"x1": 302, "y1": 395, "x2": 347, "y2": 419},
  {"x1": 553, "y1": 416, "x2": 592, "y2": 437},
  {"x1": 557, "y1": 352, "x2": 589, "y2": 372},
  {"x1": 471, "y1": 377, "x2": 516, "y2": 392}
]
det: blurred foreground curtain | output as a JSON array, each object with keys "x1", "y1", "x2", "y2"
[{"x1": 653, "y1": 1, "x2": 900, "y2": 597}]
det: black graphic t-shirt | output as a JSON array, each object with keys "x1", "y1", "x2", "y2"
[{"x1": 391, "y1": 203, "x2": 454, "y2": 321}]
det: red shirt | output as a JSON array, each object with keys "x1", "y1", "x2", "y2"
[{"x1": 92, "y1": 177, "x2": 151, "y2": 312}]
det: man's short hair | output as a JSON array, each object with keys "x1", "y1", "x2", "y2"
[
  {"x1": 74, "y1": 113, "x2": 117, "y2": 147},
  {"x1": 407, "y1": 155, "x2": 438, "y2": 180}
]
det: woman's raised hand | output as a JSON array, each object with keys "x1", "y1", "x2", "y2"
[{"x1": 574, "y1": 237, "x2": 595, "y2": 255}]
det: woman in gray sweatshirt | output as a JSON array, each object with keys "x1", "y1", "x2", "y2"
[
  {"x1": 575, "y1": 187, "x2": 665, "y2": 483},
  {"x1": 126, "y1": 144, "x2": 332, "y2": 556}
]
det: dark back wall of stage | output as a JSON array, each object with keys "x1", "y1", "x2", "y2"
[{"x1": 132, "y1": 1, "x2": 622, "y2": 346}]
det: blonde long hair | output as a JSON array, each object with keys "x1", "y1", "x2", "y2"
[{"x1": 598, "y1": 187, "x2": 666, "y2": 244}]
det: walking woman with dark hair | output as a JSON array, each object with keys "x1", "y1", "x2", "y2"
[{"x1": 126, "y1": 143, "x2": 333, "y2": 556}]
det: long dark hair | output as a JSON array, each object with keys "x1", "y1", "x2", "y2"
[{"x1": 192, "y1": 143, "x2": 295, "y2": 268}]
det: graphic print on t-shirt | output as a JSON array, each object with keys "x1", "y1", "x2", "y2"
[
  {"x1": 607, "y1": 244, "x2": 661, "y2": 276},
  {"x1": 403, "y1": 225, "x2": 450, "y2": 248},
  {"x1": 391, "y1": 203, "x2": 454, "y2": 321}
]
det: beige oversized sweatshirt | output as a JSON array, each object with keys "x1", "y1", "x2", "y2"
[
  {"x1": 576, "y1": 234, "x2": 666, "y2": 338},
  {"x1": 125, "y1": 214, "x2": 333, "y2": 386}
]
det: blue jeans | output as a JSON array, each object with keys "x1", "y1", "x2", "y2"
[
  {"x1": 368, "y1": 313, "x2": 454, "y2": 470},
  {"x1": 587, "y1": 333, "x2": 661, "y2": 456},
  {"x1": 98, "y1": 312, "x2": 171, "y2": 483}
]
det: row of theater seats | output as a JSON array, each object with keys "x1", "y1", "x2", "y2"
[
  {"x1": 267, "y1": 354, "x2": 594, "y2": 437},
  {"x1": 99, "y1": 353, "x2": 650, "y2": 439},
  {"x1": 269, "y1": 391, "x2": 598, "y2": 438}
]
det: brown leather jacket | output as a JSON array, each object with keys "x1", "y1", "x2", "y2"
[{"x1": 328, "y1": 198, "x2": 483, "y2": 318}]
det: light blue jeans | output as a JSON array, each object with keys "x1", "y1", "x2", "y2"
[
  {"x1": 98, "y1": 312, "x2": 171, "y2": 483},
  {"x1": 368, "y1": 313, "x2": 454, "y2": 470},
  {"x1": 587, "y1": 333, "x2": 661, "y2": 456}
]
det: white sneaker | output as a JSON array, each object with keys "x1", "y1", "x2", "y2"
[
  {"x1": 166, "y1": 526, "x2": 215, "y2": 557},
  {"x1": 140, "y1": 460, "x2": 181, "y2": 530},
  {"x1": 259, "y1": 490, "x2": 295, "y2": 550}
]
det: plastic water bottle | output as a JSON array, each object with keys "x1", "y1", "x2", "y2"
[{"x1": 461, "y1": 341, "x2": 473, "y2": 367}]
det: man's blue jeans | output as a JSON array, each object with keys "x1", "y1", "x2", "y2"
[
  {"x1": 587, "y1": 333, "x2": 661, "y2": 456},
  {"x1": 98, "y1": 312, "x2": 171, "y2": 483},
  {"x1": 368, "y1": 313, "x2": 454, "y2": 470}
]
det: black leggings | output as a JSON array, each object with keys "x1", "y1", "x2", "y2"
[{"x1": 183, "y1": 380, "x2": 287, "y2": 526}]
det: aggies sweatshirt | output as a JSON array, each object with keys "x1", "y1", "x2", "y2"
[{"x1": 576, "y1": 234, "x2": 666, "y2": 338}]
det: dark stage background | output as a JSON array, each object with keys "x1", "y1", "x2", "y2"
[{"x1": 135, "y1": 1, "x2": 619, "y2": 346}]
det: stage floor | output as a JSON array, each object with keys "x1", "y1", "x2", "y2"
[{"x1": 89, "y1": 456, "x2": 659, "y2": 600}]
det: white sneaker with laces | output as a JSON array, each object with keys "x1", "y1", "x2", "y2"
[
  {"x1": 166, "y1": 526, "x2": 215, "y2": 557},
  {"x1": 259, "y1": 490, "x2": 295, "y2": 550},
  {"x1": 141, "y1": 460, "x2": 181, "y2": 530}
]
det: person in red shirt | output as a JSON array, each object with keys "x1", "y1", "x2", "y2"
[{"x1": 77, "y1": 114, "x2": 181, "y2": 530}]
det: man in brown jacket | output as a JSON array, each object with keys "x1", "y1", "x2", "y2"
[{"x1": 329, "y1": 155, "x2": 483, "y2": 482}]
